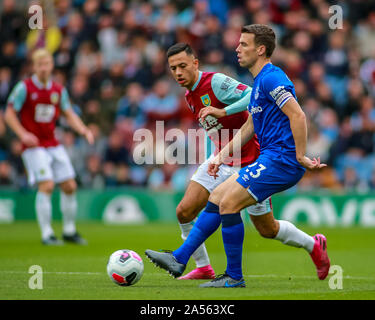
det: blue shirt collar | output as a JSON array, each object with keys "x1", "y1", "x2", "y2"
[{"x1": 254, "y1": 62, "x2": 272, "y2": 80}]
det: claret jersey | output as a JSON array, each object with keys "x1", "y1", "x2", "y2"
[
  {"x1": 7, "y1": 74, "x2": 72, "y2": 149},
  {"x1": 185, "y1": 71, "x2": 260, "y2": 167}
]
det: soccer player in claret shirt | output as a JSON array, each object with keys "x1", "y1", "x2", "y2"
[
  {"x1": 146, "y1": 43, "x2": 272, "y2": 279},
  {"x1": 5, "y1": 49, "x2": 94, "y2": 245}
]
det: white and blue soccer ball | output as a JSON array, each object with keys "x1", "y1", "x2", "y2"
[{"x1": 107, "y1": 249, "x2": 144, "y2": 286}]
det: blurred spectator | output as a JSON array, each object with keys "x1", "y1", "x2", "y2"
[
  {"x1": 141, "y1": 79, "x2": 179, "y2": 126},
  {"x1": 349, "y1": 95, "x2": 375, "y2": 155},
  {"x1": 0, "y1": 0, "x2": 24, "y2": 44},
  {"x1": 1, "y1": 0, "x2": 375, "y2": 193},
  {"x1": 116, "y1": 82, "x2": 146, "y2": 130},
  {"x1": 0, "y1": 40, "x2": 23, "y2": 78},
  {"x1": 26, "y1": 15, "x2": 62, "y2": 54},
  {"x1": 0, "y1": 68, "x2": 13, "y2": 110},
  {"x1": 0, "y1": 159, "x2": 14, "y2": 186},
  {"x1": 355, "y1": 11, "x2": 375, "y2": 59},
  {"x1": 306, "y1": 122, "x2": 331, "y2": 163},
  {"x1": 80, "y1": 153, "x2": 105, "y2": 189},
  {"x1": 324, "y1": 31, "x2": 349, "y2": 108},
  {"x1": 104, "y1": 130, "x2": 131, "y2": 167}
]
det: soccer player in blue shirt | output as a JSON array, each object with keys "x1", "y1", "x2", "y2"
[
  {"x1": 198, "y1": 24, "x2": 331, "y2": 287},
  {"x1": 201, "y1": 24, "x2": 330, "y2": 287},
  {"x1": 145, "y1": 25, "x2": 330, "y2": 288}
]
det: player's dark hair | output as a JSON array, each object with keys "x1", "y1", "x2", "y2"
[
  {"x1": 166, "y1": 43, "x2": 195, "y2": 58},
  {"x1": 241, "y1": 24, "x2": 276, "y2": 58}
]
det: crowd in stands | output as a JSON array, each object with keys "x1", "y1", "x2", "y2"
[{"x1": 0, "y1": 0, "x2": 375, "y2": 193}]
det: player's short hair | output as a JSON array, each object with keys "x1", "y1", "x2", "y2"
[
  {"x1": 166, "y1": 43, "x2": 195, "y2": 58},
  {"x1": 241, "y1": 24, "x2": 276, "y2": 58},
  {"x1": 32, "y1": 48, "x2": 52, "y2": 63}
]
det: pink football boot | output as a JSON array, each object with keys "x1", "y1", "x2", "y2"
[
  {"x1": 178, "y1": 265, "x2": 216, "y2": 280},
  {"x1": 310, "y1": 234, "x2": 331, "y2": 280}
]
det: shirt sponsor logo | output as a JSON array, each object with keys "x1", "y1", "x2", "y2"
[
  {"x1": 250, "y1": 106, "x2": 263, "y2": 115},
  {"x1": 220, "y1": 77, "x2": 233, "y2": 91},
  {"x1": 254, "y1": 86, "x2": 259, "y2": 99}
]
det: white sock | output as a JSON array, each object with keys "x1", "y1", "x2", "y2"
[
  {"x1": 35, "y1": 191, "x2": 54, "y2": 240},
  {"x1": 275, "y1": 220, "x2": 315, "y2": 253},
  {"x1": 60, "y1": 192, "x2": 77, "y2": 236},
  {"x1": 179, "y1": 220, "x2": 210, "y2": 268}
]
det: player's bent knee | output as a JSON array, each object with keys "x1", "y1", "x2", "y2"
[
  {"x1": 38, "y1": 180, "x2": 54, "y2": 194},
  {"x1": 257, "y1": 225, "x2": 279, "y2": 239},
  {"x1": 60, "y1": 179, "x2": 77, "y2": 195},
  {"x1": 176, "y1": 202, "x2": 196, "y2": 223},
  {"x1": 219, "y1": 197, "x2": 239, "y2": 214}
]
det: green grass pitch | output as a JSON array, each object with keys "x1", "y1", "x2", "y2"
[{"x1": 1, "y1": 221, "x2": 375, "y2": 300}]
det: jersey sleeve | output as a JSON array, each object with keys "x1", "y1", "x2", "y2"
[
  {"x1": 204, "y1": 131, "x2": 214, "y2": 160},
  {"x1": 211, "y1": 73, "x2": 250, "y2": 108},
  {"x1": 262, "y1": 71, "x2": 295, "y2": 109},
  {"x1": 224, "y1": 88, "x2": 251, "y2": 116},
  {"x1": 7, "y1": 81, "x2": 27, "y2": 112},
  {"x1": 60, "y1": 87, "x2": 72, "y2": 111}
]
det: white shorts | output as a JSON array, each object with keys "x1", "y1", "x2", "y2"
[
  {"x1": 191, "y1": 154, "x2": 271, "y2": 216},
  {"x1": 21, "y1": 145, "x2": 76, "y2": 186}
]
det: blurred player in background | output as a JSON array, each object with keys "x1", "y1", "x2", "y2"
[
  {"x1": 146, "y1": 43, "x2": 272, "y2": 279},
  {"x1": 4, "y1": 49, "x2": 94, "y2": 245}
]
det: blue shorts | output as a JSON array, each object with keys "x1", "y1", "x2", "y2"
[{"x1": 236, "y1": 152, "x2": 305, "y2": 203}]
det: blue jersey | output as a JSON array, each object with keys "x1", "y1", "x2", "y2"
[{"x1": 248, "y1": 63, "x2": 303, "y2": 169}]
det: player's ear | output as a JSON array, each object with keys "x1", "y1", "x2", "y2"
[
  {"x1": 192, "y1": 57, "x2": 199, "y2": 68},
  {"x1": 257, "y1": 45, "x2": 266, "y2": 57}
]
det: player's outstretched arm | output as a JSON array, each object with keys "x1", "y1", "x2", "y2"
[
  {"x1": 281, "y1": 98, "x2": 327, "y2": 170},
  {"x1": 63, "y1": 108, "x2": 94, "y2": 145},
  {"x1": 208, "y1": 114, "x2": 254, "y2": 178}
]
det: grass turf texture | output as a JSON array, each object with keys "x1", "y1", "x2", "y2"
[{"x1": 0, "y1": 221, "x2": 374, "y2": 300}]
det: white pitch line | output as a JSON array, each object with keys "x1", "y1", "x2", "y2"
[
  {"x1": 1, "y1": 271, "x2": 102, "y2": 275},
  {"x1": 243, "y1": 274, "x2": 374, "y2": 280},
  {"x1": 1, "y1": 271, "x2": 373, "y2": 281}
]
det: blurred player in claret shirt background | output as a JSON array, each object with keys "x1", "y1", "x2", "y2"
[
  {"x1": 0, "y1": 0, "x2": 375, "y2": 301},
  {"x1": 5, "y1": 48, "x2": 94, "y2": 245}
]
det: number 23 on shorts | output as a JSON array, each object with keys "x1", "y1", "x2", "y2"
[{"x1": 246, "y1": 162, "x2": 267, "y2": 179}]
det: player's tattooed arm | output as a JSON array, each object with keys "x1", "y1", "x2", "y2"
[
  {"x1": 63, "y1": 108, "x2": 94, "y2": 145},
  {"x1": 281, "y1": 98, "x2": 327, "y2": 170},
  {"x1": 208, "y1": 114, "x2": 255, "y2": 178}
]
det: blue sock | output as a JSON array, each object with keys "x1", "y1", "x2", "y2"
[
  {"x1": 221, "y1": 213, "x2": 244, "y2": 280},
  {"x1": 173, "y1": 201, "x2": 221, "y2": 265}
]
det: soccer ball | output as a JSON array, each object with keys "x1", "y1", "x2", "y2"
[{"x1": 107, "y1": 249, "x2": 144, "y2": 286}]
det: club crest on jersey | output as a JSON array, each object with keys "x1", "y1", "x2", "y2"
[
  {"x1": 50, "y1": 92, "x2": 59, "y2": 105},
  {"x1": 31, "y1": 92, "x2": 38, "y2": 100},
  {"x1": 200, "y1": 94, "x2": 211, "y2": 107}
]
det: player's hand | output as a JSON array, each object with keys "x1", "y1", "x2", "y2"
[
  {"x1": 298, "y1": 156, "x2": 327, "y2": 171},
  {"x1": 20, "y1": 131, "x2": 39, "y2": 147},
  {"x1": 207, "y1": 154, "x2": 224, "y2": 179},
  {"x1": 83, "y1": 128, "x2": 95, "y2": 145},
  {"x1": 199, "y1": 106, "x2": 226, "y2": 122}
]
